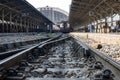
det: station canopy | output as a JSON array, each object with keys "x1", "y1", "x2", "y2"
[
  {"x1": 69, "y1": 0, "x2": 120, "y2": 28},
  {"x1": 0, "y1": 0, "x2": 53, "y2": 24}
]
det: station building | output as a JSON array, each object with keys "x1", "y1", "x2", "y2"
[{"x1": 37, "y1": 6, "x2": 69, "y2": 24}]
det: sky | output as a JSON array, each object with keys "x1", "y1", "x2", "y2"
[{"x1": 26, "y1": 0, "x2": 72, "y2": 13}]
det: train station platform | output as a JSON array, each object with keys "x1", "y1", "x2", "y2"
[
  {"x1": 70, "y1": 32, "x2": 120, "y2": 63},
  {"x1": 70, "y1": 32, "x2": 120, "y2": 45},
  {"x1": 0, "y1": 33, "x2": 61, "y2": 52},
  {"x1": 0, "y1": 33, "x2": 58, "y2": 45}
]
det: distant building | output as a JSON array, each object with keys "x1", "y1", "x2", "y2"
[{"x1": 37, "y1": 6, "x2": 68, "y2": 24}]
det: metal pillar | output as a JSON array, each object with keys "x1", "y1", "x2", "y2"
[
  {"x1": 110, "y1": 10, "x2": 113, "y2": 33},
  {"x1": 111, "y1": 10, "x2": 113, "y2": 26},
  {"x1": 49, "y1": 23, "x2": 53, "y2": 33},
  {"x1": 100, "y1": 19, "x2": 102, "y2": 33},
  {"x1": 35, "y1": 20, "x2": 37, "y2": 32},
  {"x1": 15, "y1": 19, "x2": 18, "y2": 32},
  {"x1": 19, "y1": 18, "x2": 21, "y2": 32},
  {"x1": 29, "y1": 19, "x2": 32, "y2": 32},
  {"x1": 33, "y1": 20, "x2": 35, "y2": 32},
  {"x1": 104, "y1": 17, "x2": 107, "y2": 33},
  {"x1": 26, "y1": 19, "x2": 29, "y2": 33},
  {"x1": 2, "y1": 9, "x2": 4, "y2": 33},
  {"x1": 119, "y1": 14, "x2": 120, "y2": 20},
  {"x1": 9, "y1": 11, "x2": 12, "y2": 33},
  {"x1": 6, "y1": 22, "x2": 9, "y2": 33},
  {"x1": 96, "y1": 20, "x2": 99, "y2": 33},
  {"x1": 24, "y1": 18, "x2": 26, "y2": 32}
]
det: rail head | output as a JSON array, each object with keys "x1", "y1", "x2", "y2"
[
  {"x1": 70, "y1": 35, "x2": 120, "y2": 70},
  {"x1": 71, "y1": 36, "x2": 120, "y2": 80},
  {"x1": 90, "y1": 47, "x2": 120, "y2": 70},
  {"x1": 0, "y1": 34, "x2": 63, "y2": 69}
]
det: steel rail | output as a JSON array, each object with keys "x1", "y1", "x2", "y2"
[
  {"x1": 71, "y1": 36, "x2": 120, "y2": 80},
  {"x1": 0, "y1": 34, "x2": 62, "y2": 69}
]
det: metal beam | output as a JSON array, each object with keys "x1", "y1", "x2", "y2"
[{"x1": 2, "y1": 9, "x2": 4, "y2": 33}]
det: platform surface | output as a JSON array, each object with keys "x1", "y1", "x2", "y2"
[
  {"x1": 70, "y1": 32, "x2": 120, "y2": 45},
  {"x1": 0, "y1": 33, "x2": 59, "y2": 44}
]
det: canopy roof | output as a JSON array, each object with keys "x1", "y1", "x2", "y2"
[
  {"x1": 69, "y1": 0, "x2": 120, "y2": 28},
  {"x1": 0, "y1": 0, "x2": 53, "y2": 24}
]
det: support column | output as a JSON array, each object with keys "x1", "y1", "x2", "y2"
[
  {"x1": 119, "y1": 14, "x2": 120, "y2": 20},
  {"x1": 88, "y1": 17, "x2": 91, "y2": 32},
  {"x1": 33, "y1": 19, "x2": 35, "y2": 32},
  {"x1": 111, "y1": 11, "x2": 113, "y2": 26},
  {"x1": 32, "y1": 19, "x2": 34, "y2": 32},
  {"x1": 30, "y1": 19, "x2": 33, "y2": 32},
  {"x1": 32, "y1": 20, "x2": 34, "y2": 32},
  {"x1": 2, "y1": 9, "x2": 4, "y2": 33},
  {"x1": 49, "y1": 23, "x2": 53, "y2": 33},
  {"x1": 31, "y1": 19, "x2": 34, "y2": 32},
  {"x1": 6, "y1": 22, "x2": 9, "y2": 33},
  {"x1": 110, "y1": 10, "x2": 113, "y2": 33},
  {"x1": 93, "y1": 16, "x2": 98, "y2": 33},
  {"x1": 104, "y1": 17, "x2": 107, "y2": 33},
  {"x1": 99, "y1": 14, "x2": 103, "y2": 33},
  {"x1": 9, "y1": 11, "x2": 12, "y2": 33},
  {"x1": 93, "y1": 19, "x2": 96, "y2": 33},
  {"x1": 20, "y1": 17, "x2": 23, "y2": 32},
  {"x1": 36, "y1": 20, "x2": 39, "y2": 32},
  {"x1": 96, "y1": 20, "x2": 98, "y2": 33},
  {"x1": 100, "y1": 19, "x2": 102, "y2": 33},
  {"x1": 29, "y1": 19, "x2": 32, "y2": 32},
  {"x1": 24, "y1": 18, "x2": 26, "y2": 32},
  {"x1": 15, "y1": 19, "x2": 18, "y2": 32},
  {"x1": 29, "y1": 19, "x2": 31, "y2": 32},
  {"x1": 26, "y1": 19, "x2": 29, "y2": 33}
]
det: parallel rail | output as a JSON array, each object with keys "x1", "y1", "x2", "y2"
[
  {"x1": 0, "y1": 35, "x2": 120, "y2": 80},
  {"x1": 0, "y1": 37, "x2": 51, "y2": 59},
  {"x1": 0, "y1": 34, "x2": 62, "y2": 69},
  {"x1": 72, "y1": 36, "x2": 120, "y2": 80}
]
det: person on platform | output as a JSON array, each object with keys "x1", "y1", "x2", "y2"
[
  {"x1": 110, "y1": 25, "x2": 116, "y2": 32},
  {"x1": 116, "y1": 21, "x2": 120, "y2": 32},
  {"x1": 89, "y1": 24, "x2": 95, "y2": 33},
  {"x1": 103, "y1": 22, "x2": 108, "y2": 33}
]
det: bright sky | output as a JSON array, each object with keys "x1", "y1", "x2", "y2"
[{"x1": 26, "y1": 0, "x2": 72, "y2": 13}]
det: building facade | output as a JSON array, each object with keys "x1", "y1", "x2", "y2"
[{"x1": 37, "y1": 6, "x2": 69, "y2": 24}]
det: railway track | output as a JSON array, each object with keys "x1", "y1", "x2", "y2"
[
  {"x1": 0, "y1": 34, "x2": 62, "y2": 60},
  {"x1": 0, "y1": 34, "x2": 62, "y2": 66},
  {"x1": 0, "y1": 35, "x2": 120, "y2": 80}
]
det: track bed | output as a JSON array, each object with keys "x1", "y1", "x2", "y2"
[{"x1": 0, "y1": 36, "x2": 119, "y2": 80}]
